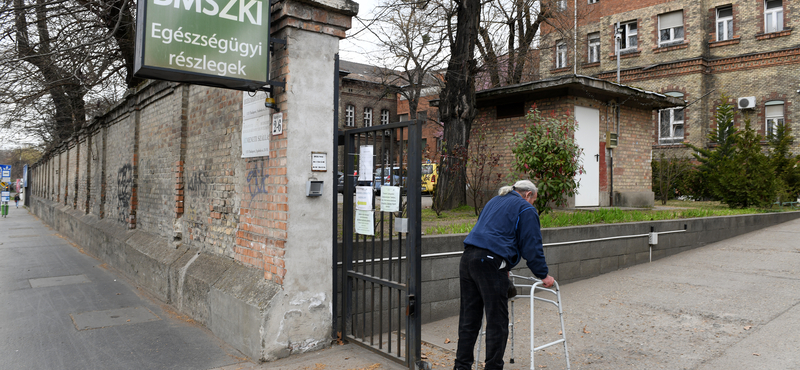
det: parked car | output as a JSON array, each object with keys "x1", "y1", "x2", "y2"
[
  {"x1": 338, "y1": 170, "x2": 372, "y2": 193},
  {"x1": 421, "y1": 163, "x2": 438, "y2": 193},
  {"x1": 373, "y1": 167, "x2": 406, "y2": 195}
]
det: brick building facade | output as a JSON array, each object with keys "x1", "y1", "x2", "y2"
[
  {"x1": 538, "y1": 0, "x2": 800, "y2": 158},
  {"x1": 476, "y1": 75, "x2": 681, "y2": 207},
  {"x1": 337, "y1": 59, "x2": 442, "y2": 169}
]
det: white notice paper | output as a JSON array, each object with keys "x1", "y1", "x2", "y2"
[
  {"x1": 380, "y1": 186, "x2": 400, "y2": 212},
  {"x1": 355, "y1": 210, "x2": 375, "y2": 236},
  {"x1": 358, "y1": 146, "x2": 374, "y2": 181},
  {"x1": 355, "y1": 186, "x2": 373, "y2": 210}
]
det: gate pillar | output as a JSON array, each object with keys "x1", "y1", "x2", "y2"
[{"x1": 251, "y1": 0, "x2": 357, "y2": 360}]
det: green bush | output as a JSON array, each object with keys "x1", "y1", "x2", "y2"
[
  {"x1": 512, "y1": 108, "x2": 584, "y2": 214},
  {"x1": 652, "y1": 153, "x2": 694, "y2": 203}
]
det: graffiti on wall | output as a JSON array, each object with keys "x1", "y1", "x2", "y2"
[
  {"x1": 117, "y1": 164, "x2": 133, "y2": 223},
  {"x1": 247, "y1": 160, "x2": 269, "y2": 205},
  {"x1": 187, "y1": 171, "x2": 209, "y2": 197}
]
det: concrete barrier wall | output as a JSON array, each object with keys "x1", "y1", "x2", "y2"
[{"x1": 417, "y1": 211, "x2": 800, "y2": 323}]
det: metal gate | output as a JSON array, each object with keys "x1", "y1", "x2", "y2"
[{"x1": 335, "y1": 118, "x2": 424, "y2": 369}]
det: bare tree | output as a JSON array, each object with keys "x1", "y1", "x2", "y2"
[
  {"x1": 366, "y1": 0, "x2": 449, "y2": 121},
  {"x1": 0, "y1": 0, "x2": 139, "y2": 148},
  {"x1": 476, "y1": 0, "x2": 550, "y2": 87}
]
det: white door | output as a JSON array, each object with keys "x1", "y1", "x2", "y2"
[{"x1": 574, "y1": 106, "x2": 599, "y2": 207}]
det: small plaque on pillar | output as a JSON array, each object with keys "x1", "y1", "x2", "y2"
[{"x1": 272, "y1": 112, "x2": 283, "y2": 136}]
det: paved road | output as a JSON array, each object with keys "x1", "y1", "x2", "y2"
[{"x1": 0, "y1": 206, "x2": 247, "y2": 370}]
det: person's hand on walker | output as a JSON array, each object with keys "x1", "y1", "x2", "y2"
[{"x1": 541, "y1": 275, "x2": 555, "y2": 288}]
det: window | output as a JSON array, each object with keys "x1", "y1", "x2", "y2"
[
  {"x1": 588, "y1": 33, "x2": 600, "y2": 63},
  {"x1": 717, "y1": 6, "x2": 733, "y2": 41},
  {"x1": 766, "y1": 101, "x2": 784, "y2": 138},
  {"x1": 380, "y1": 109, "x2": 390, "y2": 125},
  {"x1": 345, "y1": 105, "x2": 354, "y2": 127},
  {"x1": 765, "y1": 0, "x2": 783, "y2": 33},
  {"x1": 659, "y1": 11, "x2": 684, "y2": 45},
  {"x1": 497, "y1": 102, "x2": 525, "y2": 119},
  {"x1": 557, "y1": 0, "x2": 567, "y2": 11},
  {"x1": 363, "y1": 107, "x2": 373, "y2": 127},
  {"x1": 618, "y1": 21, "x2": 638, "y2": 51},
  {"x1": 556, "y1": 41, "x2": 567, "y2": 68},
  {"x1": 659, "y1": 107, "x2": 684, "y2": 144},
  {"x1": 588, "y1": 0, "x2": 597, "y2": 3}
]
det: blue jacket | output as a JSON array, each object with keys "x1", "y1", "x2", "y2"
[{"x1": 463, "y1": 191, "x2": 548, "y2": 279}]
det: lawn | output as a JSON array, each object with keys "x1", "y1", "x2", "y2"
[{"x1": 421, "y1": 199, "x2": 793, "y2": 235}]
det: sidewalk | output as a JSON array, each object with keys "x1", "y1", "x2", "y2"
[
  {"x1": 0, "y1": 206, "x2": 247, "y2": 370},
  {"x1": 237, "y1": 217, "x2": 800, "y2": 370},
  {"x1": 6, "y1": 204, "x2": 800, "y2": 369}
]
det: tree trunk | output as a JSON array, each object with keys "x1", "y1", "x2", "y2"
[{"x1": 435, "y1": 0, "x2": 480, "y2": 211}]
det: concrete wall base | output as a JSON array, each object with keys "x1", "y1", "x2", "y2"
[
  {"x1": 31, "y1": 197, "x2": 285, "y2": 361},
  {"x1": 614, "y1": 191, "x2": 655, "y2": 208}
]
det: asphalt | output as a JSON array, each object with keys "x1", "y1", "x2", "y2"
[{"x1": 4, "y1": 204, "x2": 799, "y2": 370}]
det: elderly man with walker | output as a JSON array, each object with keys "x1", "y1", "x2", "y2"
[{"x1": 453, "y1": 180, "x2": 554, "y2": 370}]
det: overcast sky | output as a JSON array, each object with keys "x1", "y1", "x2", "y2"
[{"x1": 338, "y1": 0, "x2": 381, "y2": 63}]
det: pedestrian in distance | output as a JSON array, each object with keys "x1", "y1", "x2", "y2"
[
  {"x1": 453, "y1": 179, "x2": 554, "y2": 370},
  {"x1": 14, "y1": 193, "x2": 20, "y2": 208}
]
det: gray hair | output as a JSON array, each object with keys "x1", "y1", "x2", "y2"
[{"x1": 498, "y1": 180, "x2": 538, "y2": 196}]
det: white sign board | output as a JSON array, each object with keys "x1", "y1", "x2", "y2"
[
  {"x1": 1, "y1": 191, "x2": 8, "y2": 202},
  {"x1": 355, "y1": 210, "x2": 375, "y2": 236},
  {"x1": 380, "y1": 186, "x2": 401, "y2": 213},
  {"x1": 241, "y1": 91, "x2": 270, "y2": 158},
  {"x1": 311, "y1": 152, "x2": 327, "y2": 172},
  {"x1": 358, "y1": 146, "x2": 374, "y2": 181}
]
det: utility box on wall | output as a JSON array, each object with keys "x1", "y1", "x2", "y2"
[{"x1": 606, "y1": 132, "x2": 618, "y2": 148}]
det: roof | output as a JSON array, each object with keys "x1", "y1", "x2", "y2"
[
  {"x1": 476, "y1": 74, "x2": 685, "y2": 109},
  {"x1": 339, "y1": 60, "x2": 396, "y2": 84},
  {"x1": 339, "y1": 60, "x2": 442, "y2": 89}
]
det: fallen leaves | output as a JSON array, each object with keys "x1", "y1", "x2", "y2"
[
  {"x1": 744, "y1": 325, "x2": 752, "y2": 331},
  {"x1": 583, "y1": 325, "x2": 591, "y2": 334},
  {"x1": 336, "y1": 331, "x2": 344, "y2": 345},
  {"x1": 444, "y1": 338, "x2": 451, "y2": 344}
]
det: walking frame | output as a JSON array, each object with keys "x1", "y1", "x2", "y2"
[{"x1": 475, "y1": 273, "x2": 571, "y2": 370}]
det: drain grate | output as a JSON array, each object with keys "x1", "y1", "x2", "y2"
[
  {"x1": 29, "y1": 274, "x2": 91, "y2": 288},
  {"x1": 71, "y1": 307, "x2": 161, "y2": 331}
]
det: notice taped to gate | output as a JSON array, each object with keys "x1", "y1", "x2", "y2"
[{"x1": 355, "y1": 210, "x2": 374, "y2": 236}]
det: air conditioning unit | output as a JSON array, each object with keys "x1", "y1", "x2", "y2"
[{"x1": 737, "y1": 96, "x2": 756, "y2": 110}]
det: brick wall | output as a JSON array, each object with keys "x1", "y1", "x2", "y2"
[
  {"x1": 184, "y1": 85, "x2": 242, "y2": 260},
  {"x1": 89, "y1": 127, "x2": 105, "y2": 217},
  {"x1": 137, "y1": 84, "x2": 185, "y2": 239},
  {"x1": 475, "y1": 95, "x2": 656, "y2": 205},
  {"x1": 77, "y1": 137, "x2": 89, "y2": 213},
  {"x1": 105, "y1": 106, "x2": 137, "y2": 228}
]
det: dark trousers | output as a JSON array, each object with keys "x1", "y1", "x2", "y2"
[{"x1": 454, "y1": 246, "x2": 510, "y2": 370}]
